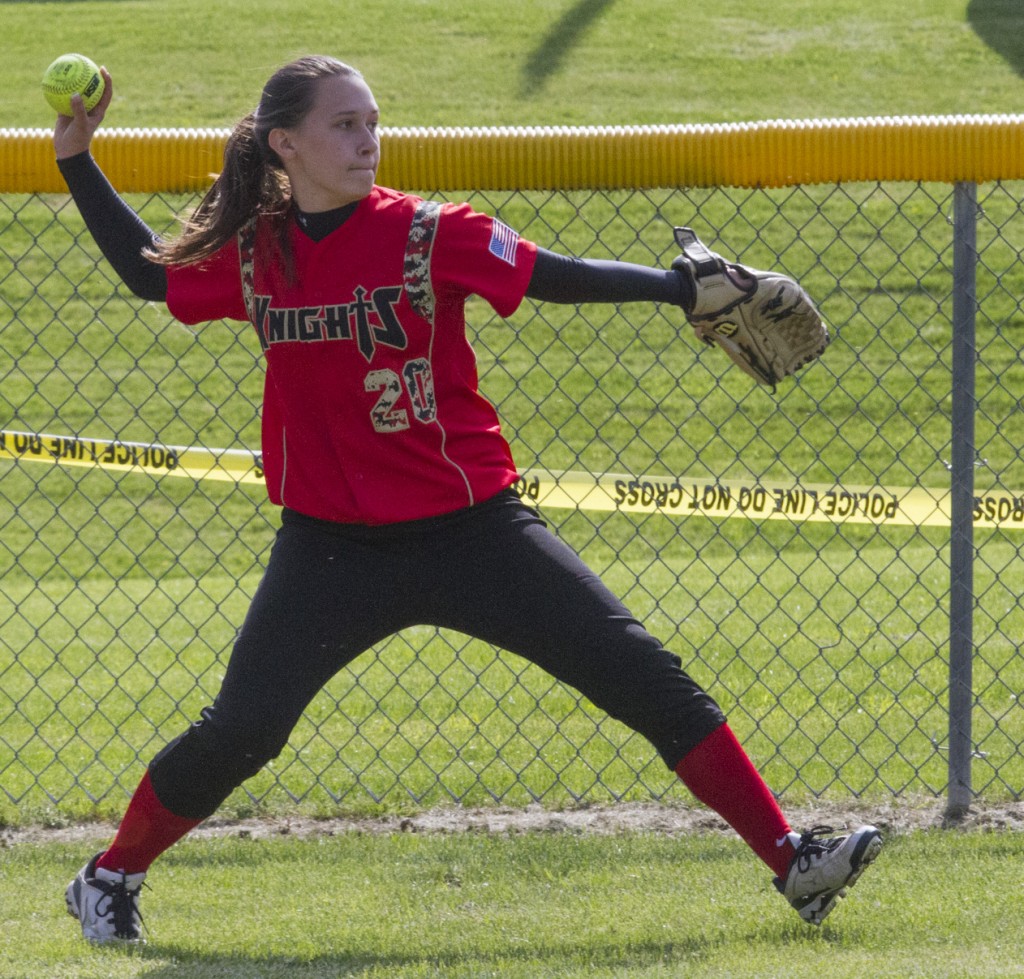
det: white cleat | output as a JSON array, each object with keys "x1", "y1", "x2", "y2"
[{"x1": 774, "y1": 825, "x2": 883, "y2": 925}]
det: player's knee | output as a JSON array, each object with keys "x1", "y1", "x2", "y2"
[
  {"x1": 148, "y1": 715, "x2": 292, "y2": 819},
  {"x1": 589, "y1": 639, "x2": 726, "y2": 765}
]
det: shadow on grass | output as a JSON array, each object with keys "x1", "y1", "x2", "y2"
[
  {"x1": 124, "y1": 931, "x2": 745, "y2": 977},
  {"x1": 520, "y1": 0, "x2": 618, "y2": 97},
  {"x1": 968, "y1": 0, "x2": 1024, "y2": 78}
]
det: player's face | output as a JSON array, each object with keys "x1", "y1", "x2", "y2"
[{"x1": 270, "y1": 73, "x2": 381, "y2": 212}]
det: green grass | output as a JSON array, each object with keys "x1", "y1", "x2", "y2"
[
  {"x1": 3, "y1": 831, "x2": 1024, "y2": 978},
  {"x1": 4, "y1": 0, "x2": 1024, "y2": 127}
]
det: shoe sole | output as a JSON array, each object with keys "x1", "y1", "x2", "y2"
[{"x1": 803, "y1": 829, "x2": 884, "y2": 926}]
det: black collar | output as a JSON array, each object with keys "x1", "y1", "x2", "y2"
[{"x1": 293, "y1": 201, "x2": 359, "y2": 241}]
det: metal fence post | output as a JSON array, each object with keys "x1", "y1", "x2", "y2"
[{"x1": 946, "y1": 180, "x2": 978, "y2": 821}]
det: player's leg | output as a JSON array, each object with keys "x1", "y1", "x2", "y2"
[
  {"x1": 67, "y1": 510, "x2": 412, "y2": 942},
  {"x1": 674, "y1": 722, "x2": 881, "y2": 923},
  {"x1": 429, "y1": 491, "x2": 881, "y2": 923},
  {"x1": 429, "y1": 494, "x2": 792, "y2": 865}
]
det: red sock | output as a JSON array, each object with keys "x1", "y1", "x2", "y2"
[
  {"x1": 96, "y1": 770, "x2": 203, "y2": 875},
  {"x1": 674, "y1": 723, "x2": 796, "y2": 878}
]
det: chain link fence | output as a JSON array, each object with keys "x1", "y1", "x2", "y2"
[{"x1": 1, "y1": 127, "x2": 1022, "y2": 821}]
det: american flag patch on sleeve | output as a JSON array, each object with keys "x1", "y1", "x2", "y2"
[{"x1": 488, "y1": 219, "x2": 520, "y2": 266}]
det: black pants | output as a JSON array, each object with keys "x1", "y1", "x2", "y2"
[{"x1": 149, "y1": 490, "x2": 726, "y2": 819}]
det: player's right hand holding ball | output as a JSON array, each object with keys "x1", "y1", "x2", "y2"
[{"x1": 52, "y1": 64, "x2": 113, "y2": 161}]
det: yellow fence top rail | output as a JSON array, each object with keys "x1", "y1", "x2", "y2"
[{"x1": 3, "y1": 115, "x2": 1024, "y2": 194}]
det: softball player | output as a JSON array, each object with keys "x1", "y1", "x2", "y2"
[{"x1": 53, "y1": 56, "x2": 882, "y2": 944}]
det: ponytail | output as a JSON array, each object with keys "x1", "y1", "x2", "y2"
[{"x1": 148, "y1": 111, "x2": 290, "y2": 268}]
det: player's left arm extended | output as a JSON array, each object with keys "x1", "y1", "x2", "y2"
[
  {"x1": 526, "y1": 230, "x2": 827, "y2": 388},
  {"x1": 526, "y1": 248, "x2": 693, "y2": 308}
]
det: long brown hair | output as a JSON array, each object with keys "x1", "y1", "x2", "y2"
[{"x1": 149, "y1": 56, "x2": 363, "y2": 268}]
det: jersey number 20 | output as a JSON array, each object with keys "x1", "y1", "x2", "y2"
[{"x1": 365, "y1": 359, "x2": 437, "y2": 433}]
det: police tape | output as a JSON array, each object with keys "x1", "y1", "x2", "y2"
[
  {"x1": 0, "y1": 429, "x2": 265, "y2": 484},
  {"x1": 3, "y1": 428, "x2": 1023, "y2": 529}
]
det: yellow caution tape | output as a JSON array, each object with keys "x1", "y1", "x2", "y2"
[
  {"x1": 3, "y1": 429, "x2": 1023, "y2": 529},
  {"x1": 0, "y1": 429, "x2": 264, "y2": 484},
  {"x1": 525, "y1": 472, "x2": 1024, "y2": 528}
]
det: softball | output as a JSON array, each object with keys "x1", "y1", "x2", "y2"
[{"x1": 42, "y1": 54, "x2": 105, "y2": 116}]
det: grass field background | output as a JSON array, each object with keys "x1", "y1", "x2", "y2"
[
  {"x1": 4, "y1": 0, "x2": 1024, "y2": 128},
  {"x1": 3, "y1": 830, "x2": 1023, "y2": 979},
  {"x1": 2, "y1": 1, "x2": 1024, "y2": 974}
]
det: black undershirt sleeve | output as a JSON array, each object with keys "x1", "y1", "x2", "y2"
[
  {"x1": 56, "y1": 151, "x2": 168, "y2": 302},
  {"x1": 526, "y1": 247, "x2": 691, "y2": 309}
]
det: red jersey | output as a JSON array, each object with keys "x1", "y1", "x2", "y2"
[{"x1": 166, "y1": 186, "x2": 538, "y2": 525}]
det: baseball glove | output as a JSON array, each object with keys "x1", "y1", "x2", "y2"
[{"x1": 672, "y1": 227, "x2": 829, "y2": 388}]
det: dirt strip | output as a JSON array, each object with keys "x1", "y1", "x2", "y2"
[{"x1": 5, "y1": 798, "x2": 1024, "y2": 848}]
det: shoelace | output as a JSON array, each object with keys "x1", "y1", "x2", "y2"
[
  {"x1": 95, "y1": 876, "x2": 145, "y2": 939},
  {"x1": 793, "y1": 825, "x2": 842, "y2": 872}
]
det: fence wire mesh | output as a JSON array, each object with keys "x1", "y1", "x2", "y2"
[{"x1": 1, "y1": 180, "x2": 1022, "y2": 819}]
